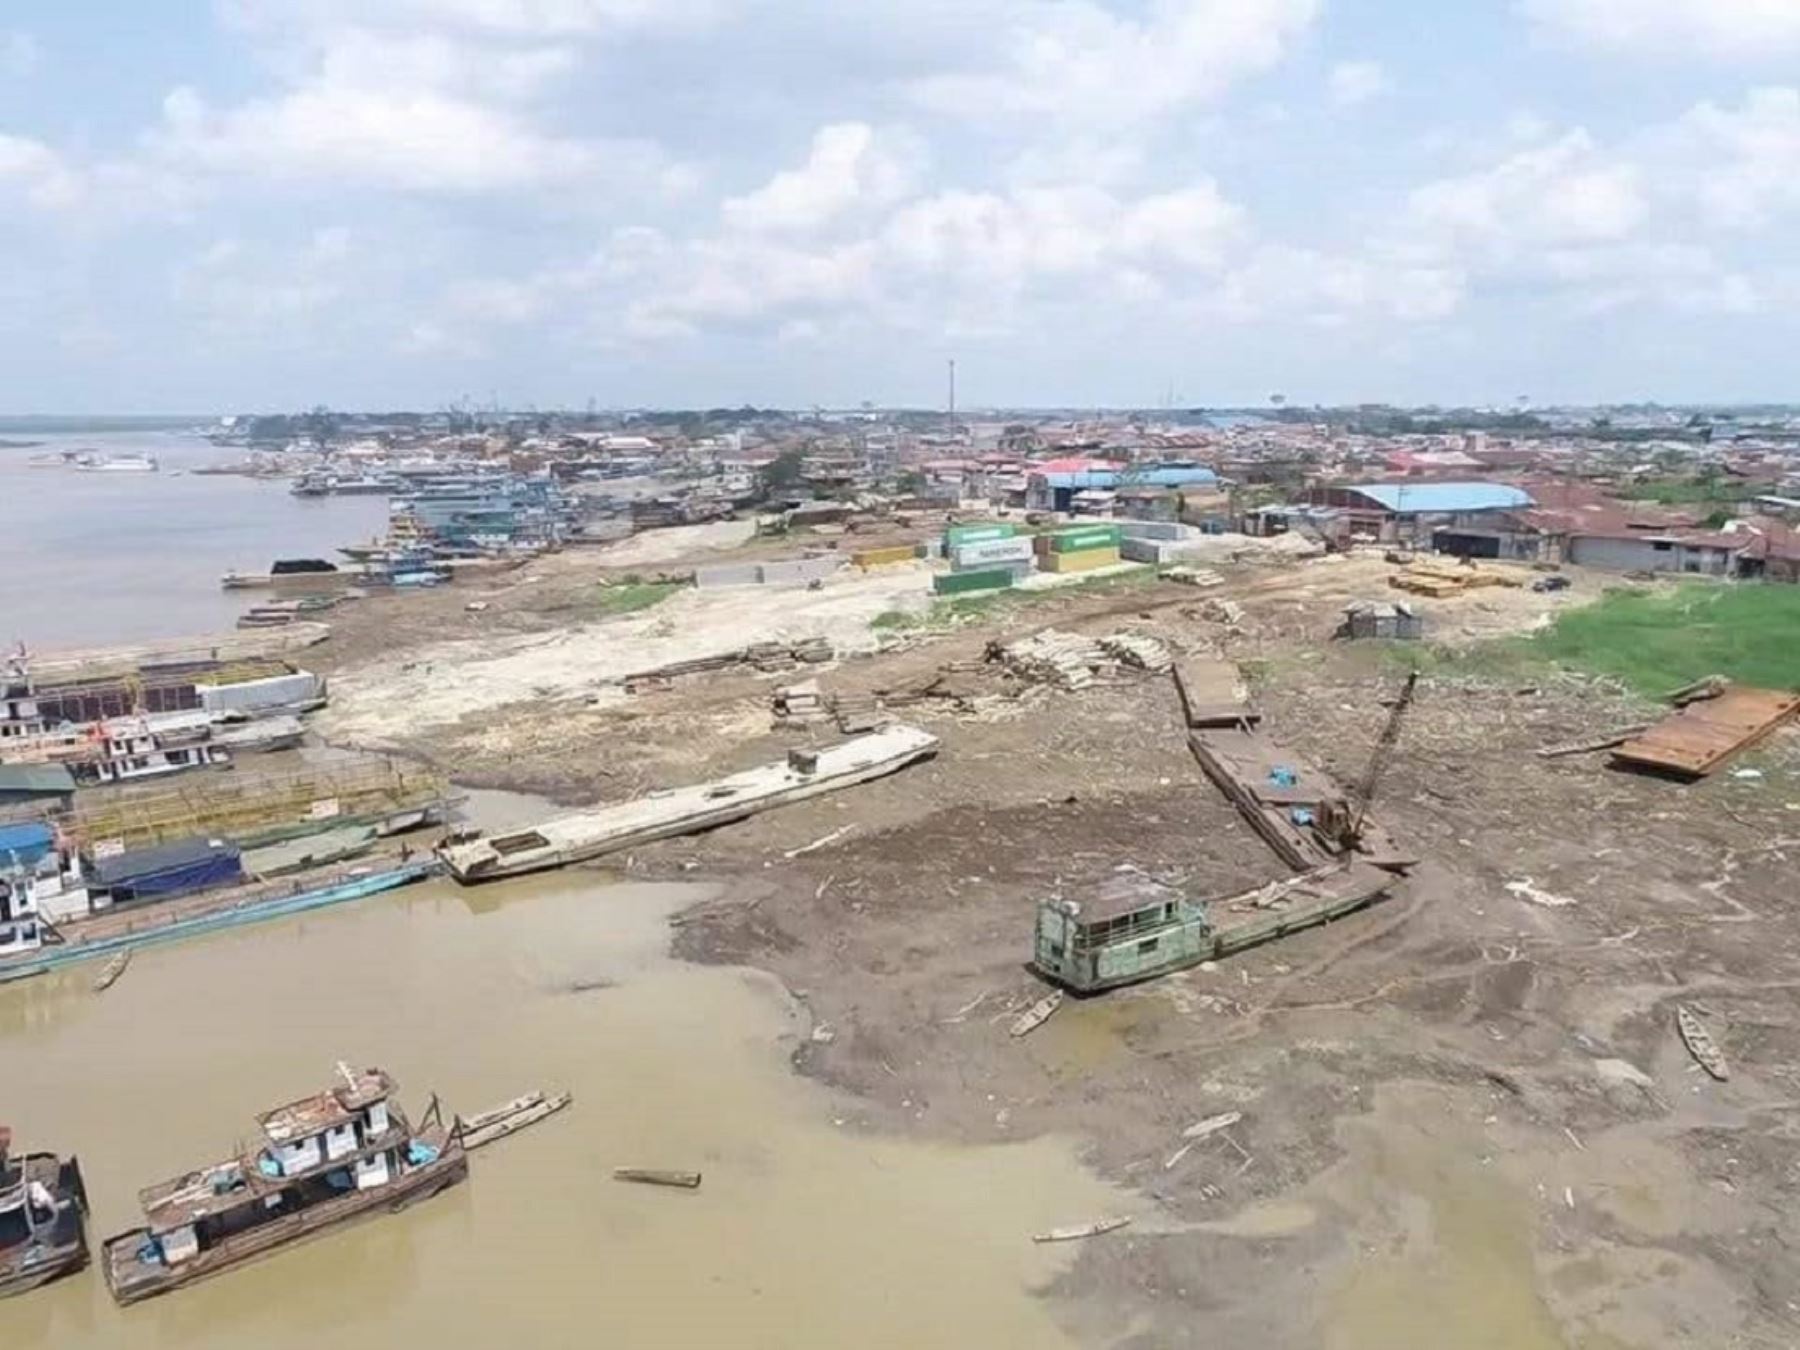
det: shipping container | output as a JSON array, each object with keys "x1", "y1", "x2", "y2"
[
  {"x1": 853, "y1": 545, "x2": 918, "y2": 569},
  {"x1": 933, "y1": 567, "x2": 1019, "y2": 596},
  {"x1": 1035, "y1": 524, "x2": 1123, "y2": 554},
  {"x1": 943, "y1": 523, "x2": 1017, "y2": 549},
  {"x1": 951, "y1": 537, "x2": 1035, "y2": 570},
  {"x1": 1038, "y1": 547, "x2": 1122, "y2": 574}
]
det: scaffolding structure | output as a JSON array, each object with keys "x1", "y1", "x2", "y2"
[{"x1": 56, "y1": 760, "x2": 451, "y2": 853}]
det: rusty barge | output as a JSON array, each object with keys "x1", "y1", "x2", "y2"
[{"x1": 102, "y1": 1066, "x2": 466, "y2": 1305}]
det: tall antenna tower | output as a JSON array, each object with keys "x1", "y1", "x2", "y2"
[{"x1": 947, "y1": 358, "x2": 957, "y2": 435}]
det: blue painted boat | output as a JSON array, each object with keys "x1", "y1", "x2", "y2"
[{"x1": 0, "y1": 863, "x2": 439, "y2": 985}]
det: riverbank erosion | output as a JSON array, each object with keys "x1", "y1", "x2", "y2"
[{"x1": 305, "y1": 531, "x2": 1800, "y2": 1349}]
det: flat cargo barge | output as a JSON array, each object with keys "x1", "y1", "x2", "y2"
[{"x1": 437, "y1": 725, "x2": 940, "y2": 883}]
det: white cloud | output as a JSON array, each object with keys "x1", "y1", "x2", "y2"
[
  {"x1": 220, "y1": 0, "x2": 724, "y2": 38},
  {"x1": 1408, "y1": 131, "x2": 1647, "y2": 249},
  {"x1": 150, "y1": 82, "x2": 610, "y2": 191},
  {"x1": 2, "y1": 30, "x2": 41, "y2": 77},
  {"x1": 1521, "y1": 0, "x2": 1800, "y2": 59},
  {"x1": 1328, "y1": 60, "x2": 1391, "y2": 107},
  {"x1": 0, "y1": 134, "x2": 80, "y2": 209},
  {"x1": 910, "y1": 0, "x2": 1319, "y2": 129},
  {"x1": 172, "y1": 227, "x2": 360, "y2": 333},
  {"x1": 722, "y1": 123, "x2": 925, "y2": 233},
  {"x1": 1665, "y1": 87, "x2": 1800, "y2": 228}
]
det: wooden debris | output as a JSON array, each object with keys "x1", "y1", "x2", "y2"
[
  {"x1": 1098, "y1": 632, "x2": 1173, "y2": 674},
  {"x1": 92, "y1": 950, "x2": 131, "y2": 993},
  {"x1": 1032, "y1": 1216, "x2": 1132, "y2": 1244},
  {"x1": 1181, "y1": 1111, "x2": 1243, "y2": 1141},
  {"x1": 1535, "y1": 725, "x2": 1650, "y2": 759},
  {"x1": 1676, "y1": 1005, "x2": 1729, "y2": 1082},
  {"x1": 1010, "y1": 990, "x2": 1064, "y2": 1038},
  {"x1": 1663, "y1": 674, "x2": 1729, "y2": 707},
  {"x1": 456, "y1": 1089, "x2": 573, "y2": 1150},
  {"x1": 784, "y1": 823, "x2": 856, "y2": 859},
  {"x1": 613, "y1": 1168, "x2": 702, "y2": 1189}
]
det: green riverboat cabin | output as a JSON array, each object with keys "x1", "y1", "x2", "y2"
[{"x1": 1033, "y1": 876, "x2": 1213, "y2": 994}]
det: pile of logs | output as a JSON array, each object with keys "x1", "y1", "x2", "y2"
[{"x1": 1099, "y1": 633, "x2": 1174, "y2": 674}]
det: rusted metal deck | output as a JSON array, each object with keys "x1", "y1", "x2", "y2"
[
  {"x1": 1611, "y1": 686, "x2": 1800, "y2": 779},
  {"x1": 1173, "y1": 657, "x2": 1260, "y2": 729},
  {"x1": 1188, "y1": 727, "x2": 1415, "y2": 873}
]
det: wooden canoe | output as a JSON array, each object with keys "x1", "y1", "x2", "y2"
[
  {"x1": 456, "y1": 1090, "x2": 572, "y2": 1150},
  {"x1": 1676, "y1": 1006, "x2": 1729, "y2": 1081},
  {"x1": 1010, "y1": 991, "x2": 1063, "y2": 1038},
  {"x1": 92, "y1": 951, "x2": 131, "y2": 993},
  {"x1": 1033, "y1": 1217, "x2": 1132, "y2": 1244}
]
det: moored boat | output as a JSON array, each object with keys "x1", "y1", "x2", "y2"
[
  {"x1": 102, "y1": 1066, "x2": 466, "y2": 1305},
  {"x1": 0, "y1": 1128, "x2": 90, "y2": 1298}
]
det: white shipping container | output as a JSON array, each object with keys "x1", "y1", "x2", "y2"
[{"x1": 952, "y1": 538, "x2": 1035, "y2": 569}]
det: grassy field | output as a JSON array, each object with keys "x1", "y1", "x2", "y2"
[
  {"x1": 590, "y1": 580, "x2": 683, "y2": 617},
  {"x1": 871, "y1": 566, "x2": 1158, "y2": 632},
  {"x1": 1398, "y1": 583, "x2": 1800, "y2": 697},
  {"x1": 1524, "y1": 584, "x2": 1800, "y2": 694}
]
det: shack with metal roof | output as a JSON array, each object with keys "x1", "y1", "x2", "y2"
[{"x1": 1302, "y1": 482, "x2": 1534, "y2": 543}]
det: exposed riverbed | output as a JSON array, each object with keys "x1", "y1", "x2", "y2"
[{"x1": 0, "y1": 874, "x2": 1127, "y2": 1349}]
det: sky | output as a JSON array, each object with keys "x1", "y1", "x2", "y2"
[{"x1": 3, "y1": 0, "x2": 1800, "y2": 413}]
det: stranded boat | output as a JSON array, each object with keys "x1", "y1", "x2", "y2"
[
  {"x1": 1033, "y1": 861, "x2": 1397, "y2": 994},
  {"x1": 0, "y1": 1127, "x2": 90, "y2": 1298},
  {"x1": 102, "y1": 1066, "x2": 466, "y2": 1305},
  {"x1": 436, "y1": 725, "x2": 940, "y2": 883}
]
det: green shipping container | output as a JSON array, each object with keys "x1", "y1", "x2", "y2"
[
  {"x1": 943, "y1": 523, "x2": 1017, "y2": 548},
  {"x1": 1042, "y1": 525, "x2": 1122, "y2": 554},
  {"x1": 933, "y1": 567, "x2": 1017, "y2": 595}
]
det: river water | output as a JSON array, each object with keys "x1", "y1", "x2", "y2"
[
  {"x1": 0, "y1": 431, "x2": 387, "y2": 650},
  {"x1": 0, "y1": 876, "x2": 1122, "y2": 1349}
]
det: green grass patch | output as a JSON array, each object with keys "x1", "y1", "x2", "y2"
[
  {"x1": 1522, "y1": 583, "x2": 1800, "y2": 695},
  {"x1": 870, "y1": 565, "x2": 1158, "y2": 635},
  {"x1": 1388, "y1": 583, "x2": 1800, "y2": 697},
  {"x1": 590, "y1": 579, "x2": 682, "y2": 617},
  {"x1": 1614, "y1": 477, "x2": 1757, "y2": 507}
]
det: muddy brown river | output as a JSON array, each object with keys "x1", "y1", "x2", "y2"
[{"x1": 0, "y1": 877, "x2": 1122, "y2": 1348}]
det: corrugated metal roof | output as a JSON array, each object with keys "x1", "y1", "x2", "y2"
[
  {"x1": 1348, "y1": 483, "x2": 1534, "y2": 513},
  {"x1": 92, "y1": 836, "x2": 239, "y2": 886},
  {"x1": 0, "y1": 764, "x2": 77, "y2": 794},
  {"x1": 0, "y1": 821, "x2": 54, "y2": 854}
]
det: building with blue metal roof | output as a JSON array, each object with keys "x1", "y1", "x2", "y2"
[{"x1": 1322, "y1": 483, "x2": 1534, "y2": 515}]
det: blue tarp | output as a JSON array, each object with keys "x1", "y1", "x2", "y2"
[
  {"x1": 92, "y1": 837, "x2": 243, "y2": 903},
  {"x1": 0, "y1": 822, "x2": 55, "y2": 869}
]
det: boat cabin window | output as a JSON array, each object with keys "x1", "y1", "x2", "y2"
[
  {"x1": 1138, "y1": 938, "x2": 1160, "y2": 955},
  {"x1": 324, "y1": 1122, "x2": 358, "y2": 1161}
]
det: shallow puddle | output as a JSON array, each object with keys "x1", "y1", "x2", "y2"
[
  {"x1": 1324, "y1": 1104, "x2": 1568, "y2": 1350},
  {"x1": 0, "y1": 876, "x2": 1123, "y2": 1349}
]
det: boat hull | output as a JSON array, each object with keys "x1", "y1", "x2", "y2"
[
  {"x1": 0, "y1": 863, "x2": 438, "y2": 985},
  {"x1": 103, "y1": 1150, "x2": 467, "y2": 1306},
  {"x1": 437, "y1": 728, "x2": 938, "y2": 883}
]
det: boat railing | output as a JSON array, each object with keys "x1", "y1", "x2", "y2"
[{"x1": 61, "y1": 861, "x2": 437, "y2": 948}]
